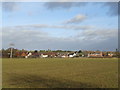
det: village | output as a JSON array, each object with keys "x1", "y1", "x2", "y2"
[{"x1": 1, "y1": 48, "x2": 119, "y2": 58}]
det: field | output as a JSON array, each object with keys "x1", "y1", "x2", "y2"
[{"x1": 2, "y1": 58, "x2": 118, "y2": 88}]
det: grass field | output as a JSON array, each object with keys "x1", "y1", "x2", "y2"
[{"x1": 2, "y1": 58, "x2": 118, "y2": 88}]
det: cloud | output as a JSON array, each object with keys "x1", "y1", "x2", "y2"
[
  {"x1": 2, "y1": 2, "x2": 118, "y2": 17},
  {"x1": 104, "y1": 2, "x2": 118, "y2": 16},
  {"x1": 44, "y1": 2, "x2": 87, "y2": 10},
  {"x1": 2, "y1": 26, "x2": 117, "y2": 51},
  {"x1": 2, "y1": 27, "x2": 76, "y2": 50},
  {"x1": 15, "y1": 24, "x2": 50, "y2": 30},
  {"x1": 2, "y1": 27, "x2": 49, "y2": 49},
  {"x1": 44, "y1": 2, "x2": 119, "y2": 16},
  {"x1": 2, "y1": 2, "x2": 19, "y2": 12},
  {"x1": 76, "y1": 29, "x2": 118, "y2": 41},
  {"x1": 73, "y1": 29, "x2": 118, "y2": 50},
  {"x1": 50, "y1": 25, "x2": 94, "y2": 30},
  {"x1": 63, "y1": 14, "x2": 86, "y2": 24},
  {"x1": 13, "y1": 24, "x2": 93, "y2": 30}
]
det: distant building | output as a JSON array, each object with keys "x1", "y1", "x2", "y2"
[
  {"x1": 108, "y1": 53, "x2": 114, "y2": 57},
  {"x1": 68, "y1": 52, "x2": 77, "y2": 58},
  {"x1": 25, "y1": 52, "x2": 32, "y2": 58},
  {"x1": 61, "y1": 54, "x2": 68, "y2": 58},
  {"x1": 21, "y1": 52, "x2": 27, "y2": 58},
  {"x1": 88, "y1": 51, "x2": 103, "y2": 57},
  {"x1": 41, "y1": 54, "x2": 48, "y2": 58}
]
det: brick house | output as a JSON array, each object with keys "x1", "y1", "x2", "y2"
[{"x1": 88, "y1": 51, "x2": 103, "y2": 57}]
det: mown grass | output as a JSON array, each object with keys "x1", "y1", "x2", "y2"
[{"x1": 2, "y1": 58, "x2": 118, "y2": 88}]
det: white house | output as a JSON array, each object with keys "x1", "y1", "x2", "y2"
[
  {"x1": 25, "y1": 52, "x2": 32, "y2": 58},
  {"x1": 68, "y1": 53, "x2": 76, "y2": 58},
  {"x1": 41, "y1": 54, "x2": 48, "y2": 58}
]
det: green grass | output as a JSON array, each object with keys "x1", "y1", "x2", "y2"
[{"x1": 2, "y1": 58, "x2": 118, "y2": 88}]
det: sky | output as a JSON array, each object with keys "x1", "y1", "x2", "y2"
[{"x1": 1, "y1": 2, "x2": 118, "y2": 51}]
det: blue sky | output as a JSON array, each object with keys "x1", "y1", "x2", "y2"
[{"x1": 1, "y1": 2, "x2": 118, "y2": 51}]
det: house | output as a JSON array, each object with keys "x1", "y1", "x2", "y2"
[
  {"x1": 41, "y1": 54, "x2": 48, "y2": 58},
  {"x1": 88, "y1": 51, "x2": 103, "y2": 57},
  {"x1": 32, "y1": 50, "x2": 40, "y2": 58},
  {"x1": 25, "y1": 52, "x2": 32, "y2": 58},
  {"x1": 24, "y1": 51, "x2": 40, "y2": 58},
  {"x1": 68, "y1": 52, "x2": 77, "y2": 58},
  {"x1": 40, "y1": 52, "x2": 57, "y2": 58},
  {"x1": 21, "y1": 52, "x2": 27, "y2": 58},
  {"x1": 61, "y1": 54, "x2": 68, "y2": 58},
  {"x1": 108, "y1": 53, "x2": 114, "y2": 57}
]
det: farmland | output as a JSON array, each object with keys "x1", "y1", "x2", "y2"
[{"x1": 2, "y1": 58, "x2": 118, "y2": 88}]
